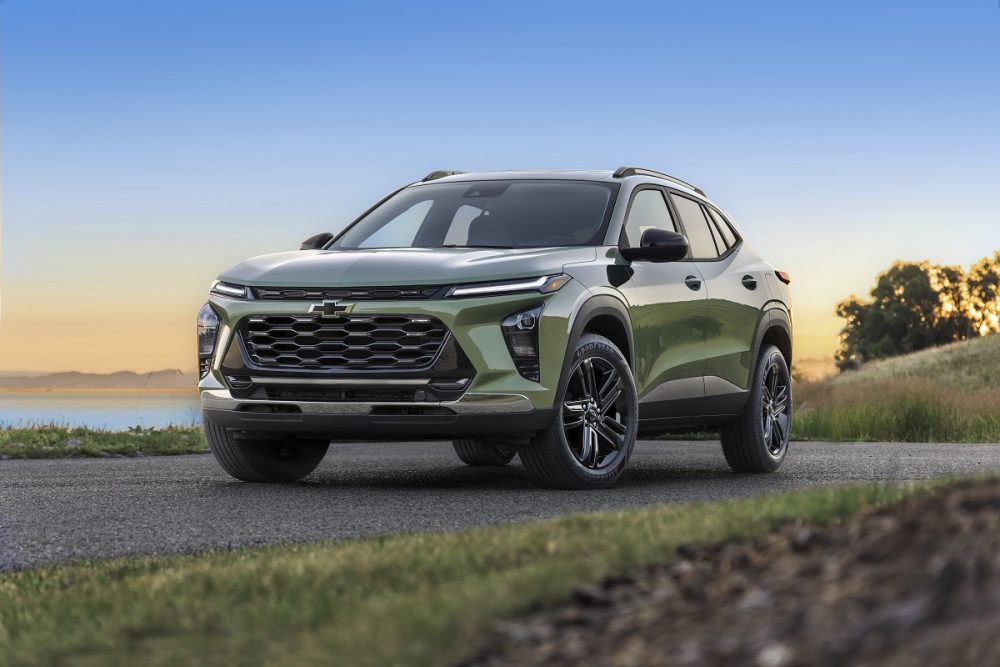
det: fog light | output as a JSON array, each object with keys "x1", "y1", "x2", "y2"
[
  {"x1": 502, "y1": 305, "x2": 543, "y2": 382},
  {"x1": 197, "y1": 303, "x2": 220, "y2": 378}
]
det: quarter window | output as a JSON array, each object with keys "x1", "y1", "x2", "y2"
[
  {"x1": 670, "y1": 194, "x2": 719, "y2": 259},
  {"x1": 622, "y1": 189, "x2": 676, "y2": 247},
  {"x1": 708, "y1": 208, "x2": 738, "y2": 248}
]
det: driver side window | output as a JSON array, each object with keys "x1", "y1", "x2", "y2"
[{"x1": 622, "y1": 189, "x2": 676, "y2": 247}]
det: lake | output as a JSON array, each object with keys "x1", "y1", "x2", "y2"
[{"x1": 0, "y1": 391, "x2": 202, "y2": 431}]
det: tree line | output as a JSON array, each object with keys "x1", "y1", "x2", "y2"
[{"x1": 836, "y1": 251, "x2": 1000, "y2": 371}]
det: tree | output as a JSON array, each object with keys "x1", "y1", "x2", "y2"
[
  {"x1": 967, "y1": 251, "x2": 1000, "y2": 336},
  {"x1": 835, "y1": 261, "x2": 974, "y2": 370}
]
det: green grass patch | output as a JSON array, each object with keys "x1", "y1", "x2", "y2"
[
  {"x1": 0, "y1": 480, "x2": 946, "y2": 667},
  {"x1": 0, "y1": 425, "x2": 206, "y2": 459},
  {"x1": 793, "y1": 379, "x2": 1000, "y2": 442}
]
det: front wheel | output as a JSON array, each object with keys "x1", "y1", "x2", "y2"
[
  {"x1": 518, "y1": 334, "x2": 638, "y2": 489},
  {"x1": 452, "y1": 439, "x2": 517, "y2": 466},
  {"x1": 720, "y1": 345, "x2": 792, "y2": 473},
  {"x1": 204, "y1": 415, "x2": 330, "y2": 482}
]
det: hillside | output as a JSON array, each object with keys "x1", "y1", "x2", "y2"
[
  {"x1": 829, "y1": 334, "x2": 1000, "y2": 390},
  {"x1": 0, "y1": 370, "x2": 198, "y2": 390}
]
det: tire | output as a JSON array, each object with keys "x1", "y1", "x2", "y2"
[
  {"x1": 203, "y1": 415, "x2": 330, "y2": 482},
  {"x1": 518, "y1": 334, "x2": 639, "y2": 489},
  {"x1": 721, "y1": 345, "x2": 792, "y2": 473},
  {"x1": 452, "y1": 439, "x2": 517, "y2": 466}
]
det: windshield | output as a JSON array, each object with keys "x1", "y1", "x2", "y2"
[{"x1": 332, "y1": 180, "x2": 620, "y2": 250}]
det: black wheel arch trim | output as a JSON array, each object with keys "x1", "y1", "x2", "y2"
[
  {"x1": 555, "y1": 295, "x2": 635, "y2": 405},
  {"x1": 752, "y1": 308, "x2": 793, "y2": 368}
]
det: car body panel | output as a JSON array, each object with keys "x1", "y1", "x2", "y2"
[
  {"x1": 218, "y1": 246, "x2": 598, "y2": 287},
  {"x1": 697, "y1": 248, "x2": 773, "y2": 392},
  {"x1": 616, "y1": 261, "x2": 709, "y2": 418}
]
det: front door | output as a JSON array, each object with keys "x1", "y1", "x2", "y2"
[
  {"x1": 616, "y1": 187, "x2": 708, "y2": 419},
  {"x1": 669, "y1": 193, "x2": 768, "y2": 415}
]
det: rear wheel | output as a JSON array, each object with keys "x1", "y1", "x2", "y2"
[
  {"x1": 721, "y1": 345, "x2": 791, "y2": 473},
  {"x1": 518, "y1": 334, "x2": 638, "y2": 489},
  {"x1": 204, "y1": 415, "x2": 330, "y2": 482},
  {"x1": 452, "y1": 439, "x2": 517, "y2": 466}
]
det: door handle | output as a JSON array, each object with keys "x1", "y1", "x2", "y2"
[
  {"x1": 684, "y1": 275, "x2": 702, "y2": 291},
  {"x1": 741, "y1": 275, "x2": 757, "y2": 290}
]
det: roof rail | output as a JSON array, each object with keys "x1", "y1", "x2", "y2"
[
  {"x1": 612, "y1": 166, "x2": 706, "y2": 197},
  {"x1": 421, "y1": 170, "x2": 464, "y2": 182}
]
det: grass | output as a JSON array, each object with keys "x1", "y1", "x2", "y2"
[
  {"x1": 790, "y1": 334, "x2": 1000, "y2": 443},
  {"x1": 830, "y1": 333, "x2": 1000, "y2": 390},
  {"x1": 0, "y1": 425, "x2": 207, "y2": 459},
  {"x1": 0, "y1": 479, "x2": 947, "y2": 667},
  {"x1": 793, "y1": 378, "x2": 1000, "y2": 442}
]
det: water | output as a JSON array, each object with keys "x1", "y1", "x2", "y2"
[{"x1": 0, "y1": 391, "x2": 202, "y2": 431}]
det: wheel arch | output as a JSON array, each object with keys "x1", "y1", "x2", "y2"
[
  {"x1": 754, "y1": 308, "x2": 793, "y2": 369},
  {"x1": 554, "y1": 295, "x2": 635, "y2": 402}
]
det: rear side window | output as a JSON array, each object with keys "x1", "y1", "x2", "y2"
[
  {"x1": 621, "y1": 188, "x2": 676, "y2": 247},
  {"x1": 670, "y1": 194, "x2": 719, "y2": 259},
  {"x1": 707, "y1": 207, "x2": 739, "y2": 248}
]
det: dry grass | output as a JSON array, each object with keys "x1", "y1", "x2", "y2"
[
  {"x1": 791, "y1": 334, "x2": 1000, "y2": 442},
  {"x1": 793, "y1": 378, "x2": 1000, "y2": 442},
  {"x1": 830, "y1": 333, "x2": 1000, "y2": 390}
]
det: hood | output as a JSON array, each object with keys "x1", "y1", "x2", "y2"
[{"x1": 218, "y1": 246, "x2": 598, "y2": 287}]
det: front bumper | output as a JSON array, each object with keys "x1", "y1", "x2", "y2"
[
  {"x1": 198, "y1": 279, "x2": 590, "y2": 439},
  {"x1": 201, "y1": 387, "x2": 553, "y2": 439}
]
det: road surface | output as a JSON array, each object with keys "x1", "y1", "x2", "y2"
[{"x1": 2, "y1": 440, "x2": 999, "y2": 570}]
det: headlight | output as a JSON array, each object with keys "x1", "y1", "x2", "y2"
[
  {"x1": 210, "y1": 280, "x2": 248, "y2": 299},
  {"x1": 502, "y1": 304, "x2": 544, "y2": 382},
  {"x1": 197, "y1": 303, "x2": 221, "y2": 378},
  {"x1": 447, "y1": 274, "x2": 570, "y2": 298}
]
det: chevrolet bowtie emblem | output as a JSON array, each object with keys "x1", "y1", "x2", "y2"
[{"x1": 308, "y1": 300, "x2": 355, "y2": 318}]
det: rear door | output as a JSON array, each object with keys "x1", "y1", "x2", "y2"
[
  {"x1": 668, "y1": 193, "x2": 768, "y2": 414},
  {"x1": 616, "y1": 186, "x2": 708, "y2": 419}
]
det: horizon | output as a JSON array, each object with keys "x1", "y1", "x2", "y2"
[{"x1": 2, "y1": 1, "x2": 998, "y2": 372}]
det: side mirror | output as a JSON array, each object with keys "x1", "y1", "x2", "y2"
[
  {"x1": 300, "y1": 232, "x2": 334, "y2": 250},
  {"x1": 620, "y1": 228, "x2": 688, "y2": 263}
]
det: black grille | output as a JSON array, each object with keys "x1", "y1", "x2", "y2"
[
  {"x1": 252, "y1": 286, "x2": 440, "y2": 300},
  {"x1": 241, "y1": 315, "x2": 449, "y2": 370}
]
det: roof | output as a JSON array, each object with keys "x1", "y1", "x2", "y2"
[{"x1": 413, "y1": 168, "x2": 707, "y2": 199}]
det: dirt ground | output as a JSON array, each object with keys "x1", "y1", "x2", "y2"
[{"x1": 464, "y1": 479, "x2": 1000, "y2": 667}]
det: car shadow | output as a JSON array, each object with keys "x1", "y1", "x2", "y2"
[
  {"x1": 279, "y1": 460, "x2": 749, "y2": 492},
  {"x1": 206, "y1": 441, "x2": 795, "y2": 494}
]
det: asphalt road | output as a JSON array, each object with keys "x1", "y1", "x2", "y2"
[{"x1": 2, "y1": 440, "x2": 999, "y2": 570}]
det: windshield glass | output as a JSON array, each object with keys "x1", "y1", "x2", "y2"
[{"x1": 333, "y1": 180, "x2": 619, "y2": 250}]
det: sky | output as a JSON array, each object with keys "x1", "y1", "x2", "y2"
[{"x1": 1, "y1": 0, "x2": 998, "y2": 373}]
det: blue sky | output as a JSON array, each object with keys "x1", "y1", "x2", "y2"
[{"x1": 2, "y1": 0, "x2": 999, "y2": 371}]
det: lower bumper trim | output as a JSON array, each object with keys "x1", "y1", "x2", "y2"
[{"x1": 200, "y1": 389, "x2": 552, "y2": 439}]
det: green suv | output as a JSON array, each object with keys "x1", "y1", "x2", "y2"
[{"x1": 198, "y1": 167, "x2": 793, "y2": 489}]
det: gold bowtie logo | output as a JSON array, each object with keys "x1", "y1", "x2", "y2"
[{"x1": 308, "y1": 300, "x2": 355, "y2": 319}]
